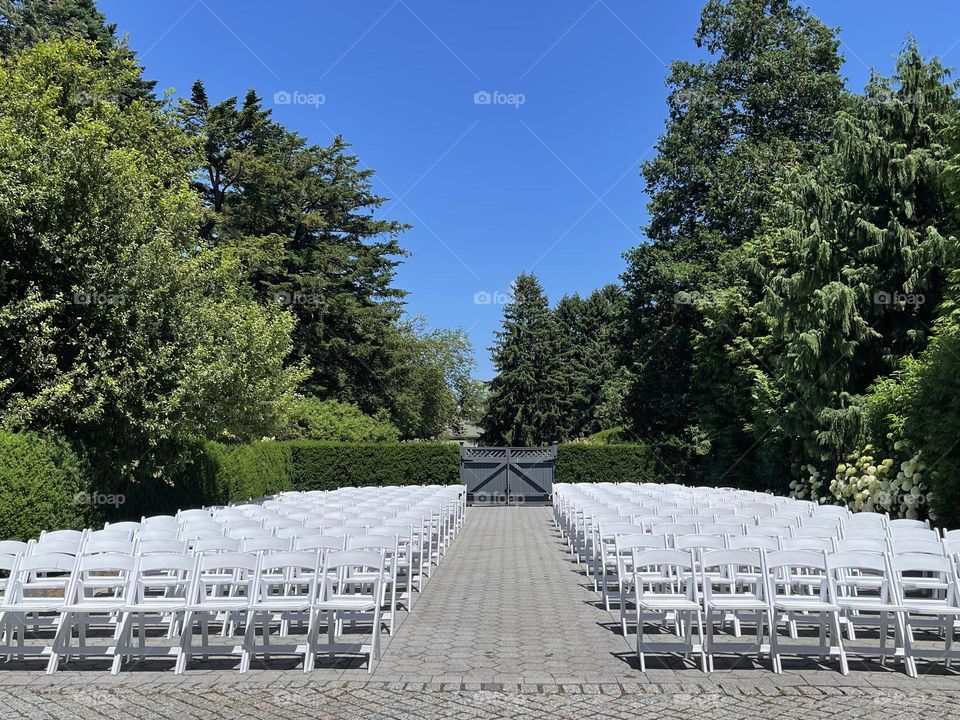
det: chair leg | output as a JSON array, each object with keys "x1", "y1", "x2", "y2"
[
  {"x1": 111, "y1": 612, "x2": 134, "y2": 675},
  {"x1": 636, "y1": 608, "x2": 646, "y2": 672},
  {"x1": 176, "y1": 612, "x2": 193, "y2": 674},
  {"x1": 46, "y1": 613, "x2": 71, "y2": 675}
]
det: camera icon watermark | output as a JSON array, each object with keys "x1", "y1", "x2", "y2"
[
  {"x1": 873, "y1": 290, "x2": 925, "y2": 307},
  {"x1": 273, "y1": 90, "x2": 326, "y2": 108},
  {"x1": 473, "y1": 90, "x2": 526, "y2": 108},
  {"x1": 73, "y1": 491, "x2": 125, "y2": 508}
]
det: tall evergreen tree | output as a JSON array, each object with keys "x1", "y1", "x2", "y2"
[
  {"x1": 553, "y1": 284, "x2": 625, "y2": 439},
  {"x1": 482, "y1": 274, "x2": 563, "y2": 446},
  {"x1": 752, "y1": 41, "x2": 958, "y2": 490},
  {"x1": 621, "y1": 0, "x2": 844, "y2": 449},
  {"x1": 177, "y1": 82, "x2": 410, "y2": 416}
]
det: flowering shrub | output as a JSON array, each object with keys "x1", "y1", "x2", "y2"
[{"x1": 790, "y1": 441, "x2": 934, "y2": 520}]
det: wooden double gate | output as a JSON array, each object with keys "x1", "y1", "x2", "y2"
[{"x1": 459, "y1": 446, "x2": 555, "y2": 505}]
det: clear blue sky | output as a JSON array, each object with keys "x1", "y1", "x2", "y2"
[{"x1": 99, "y1": 0, "x2": 960, "y2": 378}]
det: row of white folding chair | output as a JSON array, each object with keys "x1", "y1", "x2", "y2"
[
  {"x1": 624, "y1": 546, "x2": 960, "y2": 676},
  {"x1": 0, "y1": 548, "x2": 388, "y2": 674}
]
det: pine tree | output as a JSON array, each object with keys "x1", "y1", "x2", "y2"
[{"x1": 482, "y1": 274, "x2": 563, "y2": 446}]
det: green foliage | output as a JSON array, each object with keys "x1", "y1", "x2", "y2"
[
  {"x1": 555, "y1": 444, "x2": 659, "y2": 484},
  {"x1": 483, "y1": 273, "x2": 564, "y2": 445},
  {"x1": 0, "y1": 0, "x2": 155, "y2": 99},
  {"x1": 177, "y1": 82, "x2": 412, "y2": 417},
  {"x1": 196, "y1": 441, "x2": 292, "y2": 503},
  {"x1": 622, "y1": 0, "x2": 844, "y2": 449},
  {"x1": 286, "y1": 442, "x2": 460, "y2": 490},
  {"x1": 0, "y1": 431, "x2": 89, "y2": 539},
  {"x1": 278, "y1": 397, "x2": 399, "y2": 442},
  {"x1": 0, "y1": 39, "x2": 302, "y2": 486},
  {"x1": 752, "y1": 41, "x2": 958, "y2": 489}
]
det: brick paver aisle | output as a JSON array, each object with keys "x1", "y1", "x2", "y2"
[{"x1": 370, "y1": 505, "x2": 634, "y2": 684}]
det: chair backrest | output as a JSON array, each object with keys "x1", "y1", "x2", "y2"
[
  {"x1": 891, "y1": 537, "x2": 945, "y2": 556},
  {"x1": 190, "y1": 553, "x2": 258, "y2": 603},
  {"x1": 31, "y1": 538, "x2": 83, "y2": 555},
  {"x1": 83, "y1": 538, "x2": 135, "y2": 556},
  {"x1": 650, "y1": 523, "x2": 698, "y2": 537},
  {"x1": 727, "y1": 535, "x2": 779, "y2": 551},
  {"x1": 254, "y1": 551, "x2": 322, "y2": 602},
  {"x1": 226, "y1": 526, "x2": 274, "y2": 540},
  {"x1": 698, "y1": 522, "x2": 745, "y2": 537},
  {"x1": 700, "y1": 548, "x2": 765, "y2": 600},
  {"x1": 241, "y1": 537, "x2": 292, "y2": 554},
  {"x1": 889, "y1": 517, "x2": 929, "y2": 530},
  {"x1": 833, "y1": 537, "x2": 888, "y2": 554},
  {"x1": 826, "y1": 549, "x2": 893, "y2": 599},
  {"x1": 765, "y1": 549, "x2": 830, "y2": 600},
  {"x1": 7, "y1": 552, "x2": 78, "y2": 601},
  {"x1": 780, "y1": 536, "x2": 833, "y2": 552},
  {"x1": 295, "y1": 535, "x2": 346, "y2": 552},
  {"x1": 630, "y1": 548, "x2": 698, "y2": 600},
  {"x1": 130, "y1": 553, "x2": 196, "y2": 602},
  {"x1": 69, "y1": 553, "x2": 137, "y2": 601},
  {"x1": 320, "y1": 550, "x2": 386, "y2": 599},
  {"x1": 0, "y1": 540, "x2": 29, "y2": 555},
  {"x1": 137, "y1": 538, "x2": 188, "y2": 555},
  {"x1": 346, "y1": 535, "x2": 397, "y2": 555},
  {"x1": 192, "y1": 537, "x2": 242, "y2": 554},
  {"x1": 40, "y1": 529, "x2": 85, "y2": 543},
  {"x1": 674, "y1": 534, "x2": 726, "y2": 551}
]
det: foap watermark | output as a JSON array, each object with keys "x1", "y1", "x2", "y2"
[
  {"x1": 873, "y1": 290, "x2": 925, "y2": 307},
  {"x1": 473, "y1": 289, "x2": 514, "y2": 305},
  {"x1": 273, "y1": 90, "x2": 326, "y2": 108},
  {"x1": 673, "y1": 290, "x2": 718, "y2": 306},
  {"x1": 473, "y1": 90, "x2": 525, "y2": 108},
  {"x1": 274, "y1": 290, "x2": 323, "y2": 307},
  {"x1": 72, "y1": 290, "x2": 124, "y2": 306},
  {"x1": 472, "y1": 492, "x2": 527, "y2": 506},
  {"x1": 73, "y1": 491, "x2": 125, "y2": 508}
]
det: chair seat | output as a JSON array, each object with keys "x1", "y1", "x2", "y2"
[
  {"x1": 706, "y1": 595, "x2": 767, "y2": 611},
  {"x1": 1, "y1": 600, "x2": 63, "y2": 613},
  {"x1": 59, "y1": 598, "x2": 125, "y2": 613},
  {"x1": 248, "y1": 597, "x2": 311, "y2": 612},
  {"x1": 317, "y1": 596, "x2": 378, "y2": 612},
  {"x1": 638, "y1": 595, "x2": 701, "y2": 611},
  {"x1": 773, "y1": 597, "x2": 840, "y2": 613},
  {"x1": 185, "y1": 598, "x2": 251, "y2": 612},
  {"x1": 836, "y1": 597, "x2": 904, "y2": 613},
  {"x1": 118, "y1": 598, "x2": 187, "y2": 613},
  {"x1": 902, "y1": 599, "x2": 960, "y2": 616}
]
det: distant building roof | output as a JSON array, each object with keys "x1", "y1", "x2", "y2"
[{"x1": 443, "y1": 422, "x2": 483, "y2": 440}]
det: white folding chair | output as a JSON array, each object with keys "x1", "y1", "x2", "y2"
[
  {"x1": 631, "y1": 548, "x2": 706, "y2": 672},
  {"x1": 111, "y1": 552, "x2": 195, "y2": 673},
  {"x1": 176, "y1": 552, "x2": 257, "y2": 673},
  {"x1": 312, "y1": 549, "x2": 386, "y2": 673},
  {"x1": 47, "y1": 553, "x2": 137, "y2": 673},
  {"x1": 765, "y1": 550, "x2": 847, "y2": 674},
  {"x1": 241, "y1": 551, "x2": 321, "y2": 672},
  {"x1": 826, "y1": 550, "x2": 913, "y2": 676},
  {"x1": 700, "y1": 548, "x2": 775, "y2": 672}
]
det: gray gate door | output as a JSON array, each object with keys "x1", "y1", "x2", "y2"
[{"x1": 460, "y1": 446, "x2": 555, "y2": 505}]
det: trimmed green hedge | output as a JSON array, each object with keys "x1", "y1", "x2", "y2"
[
  {"x1": 0, "y1": 431, "x2": 90, "y2": 540},
  {"x1": 287, "y1": 442, "x2": 460, "y2": 490},
  {"x1": 555, "y1": 444, "x2": 658, "y2": 484}
]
